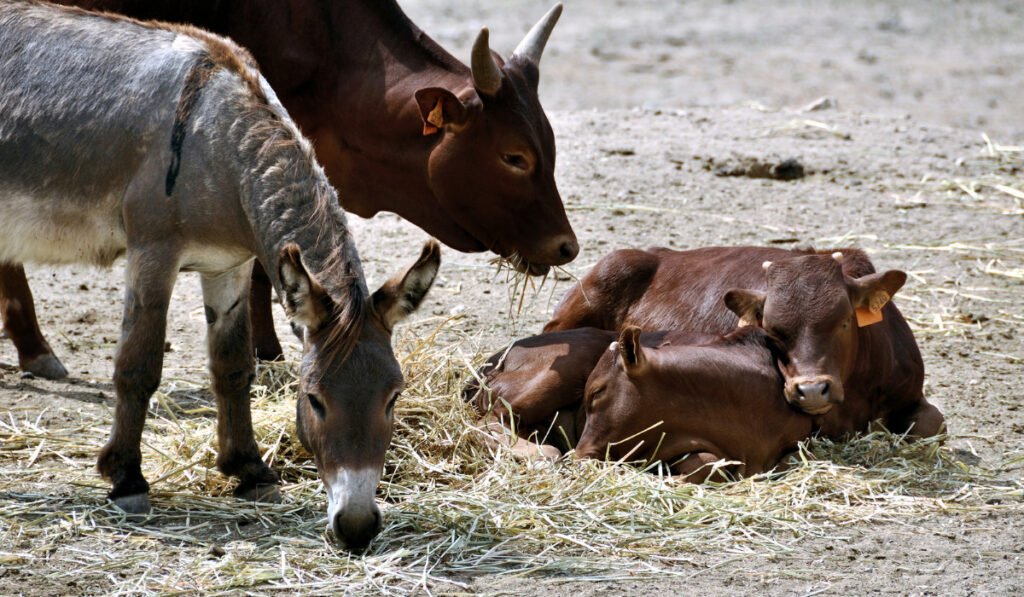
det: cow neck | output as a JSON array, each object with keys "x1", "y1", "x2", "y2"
[{"x1": 302, "y1": 0, "x2": 484, "y2": 250}]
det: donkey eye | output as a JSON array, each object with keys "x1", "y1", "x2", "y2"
[
  {"x1": 387, "y1": 391, "x2": 401, "y2": 414},
  {"x1": 501, "y1": 153, "x2": 529, "y2": 170},
  {"x1": 307, "y1": 394, "x2": 326, "y2": 419}
]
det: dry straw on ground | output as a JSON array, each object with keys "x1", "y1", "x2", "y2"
[{"x1": 1, "y1": 313, "x2": 1022, "y2": 595}]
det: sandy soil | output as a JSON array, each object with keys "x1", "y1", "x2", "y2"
[{"x1": 2, "y1": 0, "x2": 1023, "y2": 594}]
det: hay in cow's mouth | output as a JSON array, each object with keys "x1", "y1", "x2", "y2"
[{"x1": 1, "y1": 313, "x2": 1020, "y2": 594}]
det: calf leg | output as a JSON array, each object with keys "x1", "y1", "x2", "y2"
[
  {"x1": 97, "y1": 251, "x2": 179, "y2": 514},
  {"x1": 202, "y1": 264, "x2": 280, "y2": 502},
  {"x1": 0, "y1": 262, "x2": 67, "y2": 379},
  {"x1": 248, "y1": 261, "x2": 284, "y2": 361}
]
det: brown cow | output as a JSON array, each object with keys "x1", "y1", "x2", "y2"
[
  {"x1": 4, "y1": 0, "x2": 577, "y2": 376},
  {"x1": 466, "y1": 327, "x2": 813, "y2": 482},
  {"x1": 544, "y1": 246, "x2": 944, "y2": 440}
]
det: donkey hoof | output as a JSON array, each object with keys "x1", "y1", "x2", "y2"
[
  {"x1": 236, "y1": 483, "x2": 283, "y2": 504},
  {"x1": 112, "y1": 493, "x2": 152, "y2": 517},
  {"x1": 23, "y1": 354, "x2": 68, "y2": 380}
]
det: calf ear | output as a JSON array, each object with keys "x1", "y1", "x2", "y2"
[
  {"x1": 724, "y1": 289, "x2": 766, "y2": 328},
  {"x1": 371, "y1": 240, "x2": 441, "y2": 333},
  {"x1": 278, "y1": 244, "x2": 332, "y2": 331},
  {"x1": 850, "y1": 270, "x2": 907, "y2": 314},
  {"x1": 414, "y1": 88, "x2": 469, "y2": 135},
  {"x1": 617, "y1": 326, "x2": 647, "y2": 375}
]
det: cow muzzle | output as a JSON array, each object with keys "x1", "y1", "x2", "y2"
[
  {"x1": 325, "y1": 467, "x2": 383, "y2": 552},
  {"x1": 784, "y1": 376, "x2": 844, "y2": 415}
]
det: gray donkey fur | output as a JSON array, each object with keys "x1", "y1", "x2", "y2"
[{"x1": 0, "y1": 1, "x2": 439, "y2": 551}]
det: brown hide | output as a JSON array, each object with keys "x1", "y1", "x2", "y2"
[
  {"x1": 545, "y1": 246, "x2": 943, "y2": 439},
  {"x1": 465, "y1": 328, "x2": 620, "y2": 453},
  {"x1": 466, "y1": 327, "x2": 812, "y2": 482},
  {"x1": 577, "y1": 327, "x2": 812, "y2": 482}
]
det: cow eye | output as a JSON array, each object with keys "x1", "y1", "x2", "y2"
[
  {"x1": 386, "y1": 391, "x2": 401, "y2": 415},
  {"x1": 307, "y1": 394, "x2": 326, "y2": 419},
  {"x1": 501, "y1": 153, "x2": 529, "y2": 170}
]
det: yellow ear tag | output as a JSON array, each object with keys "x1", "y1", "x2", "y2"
[
  {"x1": 422, "y1": 99, "x2": 444, "y2": 135},
  {"x1": 856, "y1": 291, "x2": 889, "y2": 327},
  {"x1": 855, "y1": 307, "x2": 883, "y2": 327}
]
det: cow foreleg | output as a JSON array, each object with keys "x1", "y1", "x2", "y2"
[
  {"x1": 202, "y1": 264, "x2": 281, "y2": 503},
  {"x1": 0, "y1": 262, "x2": 67, "y2": 379},
  {"x1": 248, "y1": 261, "x2": 284, "y2": 361},
  {"x1": 97, "y1": 250, "x2": 179, "y2": 515}
]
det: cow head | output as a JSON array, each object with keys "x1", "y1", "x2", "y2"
[
  {"x1": 723, "y1": 253, "x2": 907, "y2": 415},
  {"x1": 281, "y1": 241, "x2": 440, "y2": 551},
  {"x1": 413, "y1": 4, "x2": 577, "y2": 275}
]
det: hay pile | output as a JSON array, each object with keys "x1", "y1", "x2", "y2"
[{"x1": 1, "y1": 314, "x2": 1021, "y2": 594}]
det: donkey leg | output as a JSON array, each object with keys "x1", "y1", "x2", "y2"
[
  {"x1": 0, "y1": 262, "x2": 67, "y2": 379},
  {"x1": 202, "y1": 264, "x2": 280, "y2": 503},
  {"x1": 97, "y1": 252, "x2": 178, "y2": 514},
  {"x1": 249, "y1": 261, "x2": 284, "y2": 362}
]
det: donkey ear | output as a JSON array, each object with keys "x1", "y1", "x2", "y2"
[
  {"x1": 850, "y1": 270, "x2": 907, "y2": 314},
  {"x1": 371, "y1": 240, "x2": 441, "y2": 333},
  {"x1": 414, "y1": 88, "x2": 469, "y2": 135},
  {"x1": 277, "y1": 244, "x2": 332, "y2": 331},
  {"x1": 617, "y1": 326, "x2": 646, "y2": 374},
  {"x1": 724, "y1": 289, "x2": 766, "y2": 328}
]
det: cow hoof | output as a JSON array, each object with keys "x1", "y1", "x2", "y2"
[
  {"x1": 112, "y1": 493, "x2": 152, "y2": 517},
  {"x1": 236, "y1": 483, "x2": 283, "y2": 504},
  {"x1": 23, "y1": 354, "x2": 68, "y2": 380}
]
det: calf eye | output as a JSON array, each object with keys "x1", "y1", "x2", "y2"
[
  {"x1": 307, "y1": 394, "x2": 326, "y2": 419},
  {"x1": 501, "y1": 153, "x2": 529, "y2": 170},
  {"x1": 386, "y1": 391, "x2": 401, "y2": 415}
]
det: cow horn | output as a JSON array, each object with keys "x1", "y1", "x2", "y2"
[
  {"x1": 512, "y1": 3, "x2": 563, "y2": 66},
  {"x1": 471, "y1": 28, "x2": 502, "y2": 96},
  {"x1": 832, "y1": 252, "x2": 844, "y2": 262},
  {"x1": 762, "y1": 261, "x2": 773, "y2": 271}
]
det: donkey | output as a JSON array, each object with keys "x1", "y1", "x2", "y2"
[
  {"x1": 6, "y1": 0, "x2": 577, "y2": 375},
  {"x1": 0, "y1": 1, "x2": 439, "y2": 551}
]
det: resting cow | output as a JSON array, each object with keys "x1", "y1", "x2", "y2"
[
  {"x1": 466, "y1": 327, "x2": 813, "y2": 482},
  {"x1": 5, "y1": 0, "x2": 577, "y2": 375},
  {"x1": 544, "y1": 246, "x2": 944, "y2": 439}
]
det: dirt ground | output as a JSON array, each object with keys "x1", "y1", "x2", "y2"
[{"x1": 2, "y1": 0, "x2": 1023, "y2": 594}]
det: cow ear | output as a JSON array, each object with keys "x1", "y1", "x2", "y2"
[
  {"x1": 278, "y1": 244, "x2": 333, "y2": 331},
  {"x1": 850, "y1": 270, "x2": 907, "y2": 314},
  {"x1": 371, "y1": 240, "x2": 441, "y2": 333},
  {"x1": 724, "y1": 289, "x2": 766, "y2": 328},
  {"x1": 617, "y1": 326, "x2": 647, "y2": 374},
  {"x1": 414, "y1": 88, "x2": 469, "y2": 135}
]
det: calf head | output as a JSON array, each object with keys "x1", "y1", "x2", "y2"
[
  {"x1": 414, "y1": 4, "x2": 577, "y2": 274},
  {"x1": 278, "y1": 240, "x2": 440, "y2": 551},
  {"x1": 724, "y1": 253, "x2": 906, "y2": 415}
]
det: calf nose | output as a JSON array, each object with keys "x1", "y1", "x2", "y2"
[
  {"x1": 330, "y1": 505, "x2": 382, "y2": 552},
  {"x1": 796, "y1": 381, "x2": 831, "y2": 408}
]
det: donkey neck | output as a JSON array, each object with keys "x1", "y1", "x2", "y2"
[{"x1": 230, "y1": 104, "x2": 369, "y2": 302}]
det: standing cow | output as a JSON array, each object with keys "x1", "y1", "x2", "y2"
[
  {"x1": 544, "y1": 246, "x2": 944, "y2": 439},
  {"x1": 0, "y1": 0, "x2": 440, "y2": 551},
  {"x1": 3, "y1": 0, "x2": 577, "y2": 375}
]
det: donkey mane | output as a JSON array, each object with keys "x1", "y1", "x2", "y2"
[{"x1": 236, "y1": 102, "x2": 369, "y2": 368}]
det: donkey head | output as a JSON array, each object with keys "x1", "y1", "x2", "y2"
[{"x1": 278, "y1": 240, "x2": 440, "y2": 551}]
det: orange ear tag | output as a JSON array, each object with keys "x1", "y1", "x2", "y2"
[
  {"x1": 422, "y1": 99, "x2": 444, "y2": 136},
  {"x1": 855, "y1": 307, "x2": 884, "y2": 327}
]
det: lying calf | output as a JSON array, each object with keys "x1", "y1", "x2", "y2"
[
  {"x1": 466, "y1": 327, "x2": 813, "y2": 481},
  {"x1": 544, "y1": 246, "x2": 943, "y2": 439}
]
